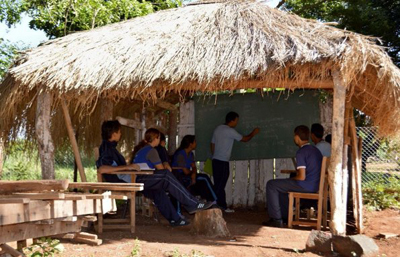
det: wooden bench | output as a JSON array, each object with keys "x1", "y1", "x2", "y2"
[{"x1": 93, "y1": 169, "x2": 153, "y2": 233}]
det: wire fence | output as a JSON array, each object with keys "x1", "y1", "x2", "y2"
[{"x1": 357, "y1": 127, "x2": 400, "y2": 185}]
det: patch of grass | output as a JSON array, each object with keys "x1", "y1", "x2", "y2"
[
  {"x1": 129, "y1": 239, "x2": 141, "y2": 257},
  {"x1": 362, "y1": 176, "x2": 400, "y2": 211},
  {"x1": 2, "y1": 140, "x2": 97, "y2": 182},
  {"x1": 164, "y1": 249, "x2": 207, "y2": 257},
  {"x1": 23, "y1": 237, "x2": 64, "y2": 257}
]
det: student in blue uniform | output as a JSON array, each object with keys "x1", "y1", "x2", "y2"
[
  {"x1": 264, "y1": 125, "x2": 323, "y2": 228},
  {"x1": 97, "y1": 121, "x2": 213, "y2": 227},
  {"x1": 172, "y1": 135, "x2": 217, "y2": 203}
]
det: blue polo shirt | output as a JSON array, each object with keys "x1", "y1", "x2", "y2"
[
  {"x1": 296, "y1": 144, "x2": 323, "y2": 192},
  {"x1": 172, "y1": 149, "x2": 194, "y2": 187},
  {"x1": 172, "y1": 149, "x2": 194, "y2": 171},
  {"x1": 132, "y1": 145, "x2": 162, "y2": 169}
]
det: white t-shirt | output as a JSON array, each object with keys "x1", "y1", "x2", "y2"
[
  {"x1": 211, "y1": 125, "x2": 243, "y2": 162},
  {"x1": 316, "y1": 140, "x2": 331, "y2": 157}
]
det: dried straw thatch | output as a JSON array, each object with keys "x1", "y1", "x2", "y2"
[{"x1": 1, "y1": 0, "x2": 400, "y2": 148}]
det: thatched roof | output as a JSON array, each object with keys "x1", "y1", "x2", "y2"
[{"x1": 1, "y1": 0, "x2": 400, "y2": 144}]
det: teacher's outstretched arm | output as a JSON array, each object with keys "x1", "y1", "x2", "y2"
[{"x1": 241, "y1": 127, "x2": 260, "y2": 142}]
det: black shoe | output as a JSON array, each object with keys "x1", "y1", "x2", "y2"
[
  {"x1": 187, "y1": 201, "x2": 214, "y2": 214},
  {"x1": 262, "y1": 219, "x2": 283, "y2": 228},
  {"x1": 170, "y1": 218, "x2": 190, "y2": 227}
]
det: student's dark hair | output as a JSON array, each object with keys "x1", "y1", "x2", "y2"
[
  {"x1": 159, "y1": 132, "x2": 166, "y2": 142},
  {"x1": 177, "y1": 135, "x2": 196, "y2": 151},
  {"x1": 294, "y1": 125, "x2": 310, "y2": 141},
  {"x1": 311, "y1": 123, "x2": 324, "y2": 139},
  {"x1": 325, "y1": 134, "x2": 332, "y2": 144},
  {"x1": 225, "y1": 111, "x2": 239, "y2": 124},
  {"x1": 131, "y1": 128, "x2": 160, "y2": 163},
  {"x1": 101, "y1": 120, "x2": 121, "y2": 141}
]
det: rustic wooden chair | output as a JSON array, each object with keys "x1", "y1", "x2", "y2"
[
  {"x1": 288, "y1": 157, "x2": 330, "y2": 230},
  {"x1": 94, "y1": 148, "x2": 153, "y2": 233}
]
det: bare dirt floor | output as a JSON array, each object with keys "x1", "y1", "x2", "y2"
[{"x1": 58, "y1": 208, "x2": 400, "y2": 257}]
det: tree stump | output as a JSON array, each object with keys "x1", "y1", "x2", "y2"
[{"x1": 190, "y1": 208, "x2": 230, "y2": 237}]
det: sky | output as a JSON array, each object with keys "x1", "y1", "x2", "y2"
[
  {"x1": 0, "y1": 14, "x2": 48, "y2": 48},
  {"x1": 0, "y1": 0, "x2": 280, "y2": 47}
]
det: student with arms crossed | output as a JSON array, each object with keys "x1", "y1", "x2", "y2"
[
  {"x1": 264, "y1": 125, "x2": 323, "y2": 228},
  {"x1": 211, "y1": 111, "x2": 260, "y2": 213},
  {"x1": 96, "y1": 121, "x2": 213, "y2": 227},
  {"x1": 172, "y1": 135, "x2": 218, "y2": 203}
]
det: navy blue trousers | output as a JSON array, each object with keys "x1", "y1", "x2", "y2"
[
  {"x1": 136, "y1": 170, "x2": 199, "y2": 222},
  {"x1": 266, "y1": 179, "x2": 311, "y2": 220},
  {"x1": 212, "y1": 159, "x2": 230, "y2": 209}
]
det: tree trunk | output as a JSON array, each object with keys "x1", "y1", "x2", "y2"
[
  {"x1": 0, "y1": 137, "x2": 4, "y2": 179},
  {"x1": 35, "y1": 91, "x2": 55, "y2": 180},
  {"x1": 168, "y1": 110, "x2": 178, "y2": 155},
  {"x1": 329, "y1": 71, "x2": 348, "y2": 235}
]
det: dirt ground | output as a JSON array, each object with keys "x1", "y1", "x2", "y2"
[{"x1": 58, "y1": 209, "x2": 400, "y2": 257}]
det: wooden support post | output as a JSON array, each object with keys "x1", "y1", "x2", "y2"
[
  {"x1": 129, "y1": 192, "x2": 136, "y2": 233},
  {"x1": 100, "y1": 98, "x2": 114, "y2": 122},
  {"x1": 329, "y1": 71, "x2": 348, "y2": 236},
  {"x1": 168, "y1": 110, "x2": 178, "y2": 155},
  {"x1": 16, "y1": 240, "x2": 27, "y2": 251},
  {"x1": 60, "y1": 99, "x2": 87, "y2": 182},
  {"x1": 350, "y1": 115, "x2": 364, "y2": 233},
  {"x1": 35, "y1": 91, "x2": 55, "y2": 179}
]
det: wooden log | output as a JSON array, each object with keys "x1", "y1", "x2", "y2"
[
  {"x1": 35, "y1": 91, "x2": 55, "y2": 180},
  {"x1": 0, "y1": 198, "x2": 30, "y2": 204},
  {"x1": 0, "y1": 244, "x2": 24, "y2": 257},
  {"x1": 116, "y1": 116, "x2": 143, "y2": 130},
  {"x1": 156, "y1": 101, "x2": 178, "y2": 111},
  {"x1": 167, "y1": 110, "x2": 178, "y2": 155},
  {"x1": 60, "y1": 99, "x2": 87, "y2": 182},
  {"x1": 190, "y1": 209, "x2": 230, "y2": 237},
  {"x1": 329, "y1": 70, "x2": 348, "y2": 236},
  {"x1": 0, "y1": 219, "x2": 83, "y2": 244},
  {"x1": 0, "y1": 180, "x2": 69, "y2": 194},
  {"x1": 349, "y1": 117, "x2": 363, "y2": 233}
]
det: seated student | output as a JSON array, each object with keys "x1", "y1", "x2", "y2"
[
  {"x1": 155, "y1": 132, "x2": 172, "y2": 172},
  {"x1": 264, "y1": 125, "x2": 323, "y2": 228},
  {"x1": 96, "y1": 121, "x2": 213, "y2": 227},
  {"x1": 311, "y1": 123, "x2": 331, "y2": 157},
  {"x1": 172, "y1": 135, "x2": 217, "y2": 203}
]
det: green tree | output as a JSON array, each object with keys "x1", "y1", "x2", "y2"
[
  {"x1": 0, "y1": 38, "x2": 19, "y2": 81},
  {"x1": 0, "y1": 0, "x2": 181, "y2": 38},
  {"x1": 284, "y1": 0, "x2": 400, "y2": 66}
]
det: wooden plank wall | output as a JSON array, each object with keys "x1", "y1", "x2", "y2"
[{"x1": 196, "y1": 159, "x2": 293, "y2": 208}]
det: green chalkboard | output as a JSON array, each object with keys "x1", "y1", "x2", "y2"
[{"x1": 194, "y1": 91, "x2": 320, "y2": 161}]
